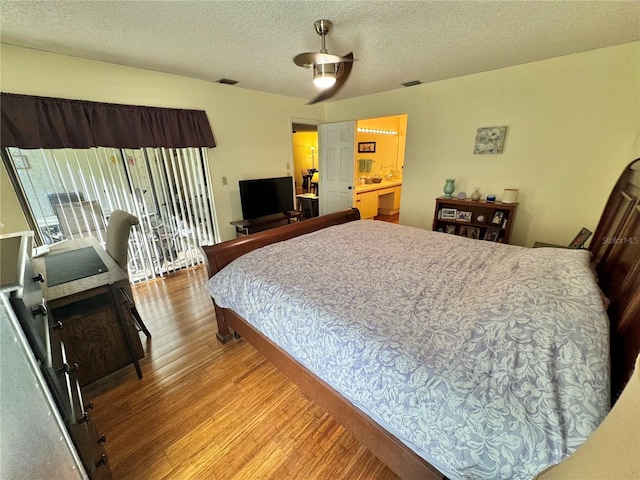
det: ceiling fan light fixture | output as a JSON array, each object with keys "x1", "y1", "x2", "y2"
[{"x1": 313, "y1": 63, "x2": 337, "y2": 89}]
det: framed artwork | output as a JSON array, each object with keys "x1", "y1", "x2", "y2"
[
  {"x1": 456, "y1": 211, "x2": 472, "y2": 223},
  {"x1": 441, "y1": 208, "x2": 457, "y2": 220},
  {"x1": 568, "y1": 227, "x2": 592, "y2": 249},
  {"x1": 474, "y1": 126, "x2": 507, "y2": 154},
  {"x1": 484, "y1": 228, "x2": 501, "y2": 242},
  {"x1": 358, "y1": 142, "x2": 376, "y2": 153},
  {"x1": 445, "y1": 224, "x2": 456, "y2": 235}
]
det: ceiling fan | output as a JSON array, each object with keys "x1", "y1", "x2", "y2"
[{"x1": 293, "y1": 19, "x2": 354, "y2": 105}]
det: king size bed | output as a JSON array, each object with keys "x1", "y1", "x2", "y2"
[{"x1": 201, "y1": 158, "x2": 640, "y2": 480}]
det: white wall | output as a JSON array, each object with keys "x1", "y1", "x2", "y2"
[
  {"x1": 326, "y1": 42, "x2": 640, "y2": 247},
  {"x1": 0, "y1": 45, "x2": 325, "y2": 241}
]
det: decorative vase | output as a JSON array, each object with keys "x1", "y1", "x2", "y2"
[
  {"x1": 471, "y1": 187, "x2": 481, "y2": 201},
  {"x1": 443, "y1": 179, "x2": 455, "y2": 198}
]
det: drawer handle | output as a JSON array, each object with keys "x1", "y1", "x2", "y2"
[
  {"x1": 95, "y1": 455, "x2": 108, "y2": 467},
  {"x1": 97, "y1": 434, "x2": 106, "y2": 444},
  {"x1": 32, "y1": 273, "x2": 45, "y2": 283},
  {"x1": 85, "y1": 400, "x2": 94, "y2": 411},
  {"x1": 31, "y1": 303, "x2": 47, "y2": 317},
  {"x1": 52, "y1": 320, "x2": 63, "y2": 330},
  {"x1": 78, "y1": 412, "x2": 90, "y2": 424}
]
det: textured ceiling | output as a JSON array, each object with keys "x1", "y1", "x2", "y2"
[{"x1": 1, "y1": 1, "x2": 639, "y2": 103}]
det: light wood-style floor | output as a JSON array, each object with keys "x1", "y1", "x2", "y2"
[{"x1": 87, "y1": 265, "x2": 400, "y2": 480}]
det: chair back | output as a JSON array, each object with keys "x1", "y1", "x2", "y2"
[{"x1": 106, "y1": 210, "x2": 139, "y2": 272}]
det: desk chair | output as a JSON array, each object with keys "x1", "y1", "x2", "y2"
[{"x1": 106, "y1": 210, "x2": 152, "y2": 338}]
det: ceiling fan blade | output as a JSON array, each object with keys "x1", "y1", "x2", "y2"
[
  {"x1": 294, "y1": 52, "x2": 353, "y2": 68},
  {"x1": 307, "y1": 53, "x2": 353, "y2": 105}
]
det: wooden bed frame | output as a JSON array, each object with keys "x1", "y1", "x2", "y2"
[{"x1": 200, "y1": 159, "x2": 640, "y2": 480}]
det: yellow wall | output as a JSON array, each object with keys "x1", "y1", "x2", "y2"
[
  {"x1": 1, "y1": 42, "x2": 639, "y2": 246},
  {"x1": 326, "y1": 42, "x2": 640, "y2": 246},
  {"x1": 356, "y1": 115, "x2": 406, "y2": 180},
  {"x1": 291, "y1": 131, "x2": 318, "y2": 191},
  {"x1": 0, "y1": 45, "x2": 325, "y2": 241}
]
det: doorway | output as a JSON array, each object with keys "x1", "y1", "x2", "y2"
[
  {"x1": 291, "y1": 122, "x2": 320, "y2": 219},
  {"x1": 290, "y1": 114, "x2": 407, "y2": 221}
]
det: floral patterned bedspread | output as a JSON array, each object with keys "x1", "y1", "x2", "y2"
[{"x1": 205, "y1": 220, "x2": 610, "y2": 480}]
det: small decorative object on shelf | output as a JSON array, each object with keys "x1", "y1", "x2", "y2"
[
  {"x1": 457, "y1": 191, "x2": 467, "y2": 200},
  {"x1": 443, "y1": 179, "x2": 455, "y2": 198},
  {"x1": 471, "y1": 188, "x2": 481, "y2": 201},
  {"x1": 476, "y1": 214, "x2": 486, "y2": 223},
  {"x1": 486, "y1": 194, "x2": 496, "y2": 203},
  {"x1": 502, "y1": 188, "x2": 518, "y2": 204}
]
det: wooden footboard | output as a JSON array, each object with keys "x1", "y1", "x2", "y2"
[{"x1": 200, "y1": 208, "x2": 361, "y2": 343}]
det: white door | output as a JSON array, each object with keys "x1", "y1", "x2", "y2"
[{"x1": 318, "y1": 121, "x2": 356, "y2": 215}]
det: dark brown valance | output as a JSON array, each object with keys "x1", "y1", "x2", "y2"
[{"x1": 1, "y1": 93, "x2": 216, "y2": 149}]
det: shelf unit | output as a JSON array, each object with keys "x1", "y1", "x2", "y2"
[{"x1": 433, "y1": 197, "x2": 518, "y2": 244}]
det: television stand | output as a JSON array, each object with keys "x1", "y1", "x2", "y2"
[{"x1": 230, "y1": 210, "x2": 304, "y2": 237}]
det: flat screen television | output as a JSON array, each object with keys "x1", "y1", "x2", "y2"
[{"x1": 239, "y1": 176, "x2": 295, "y2": 220}]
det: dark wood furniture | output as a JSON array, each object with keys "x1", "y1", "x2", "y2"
[
  {"x1": 230, "y1": 210, "x2": 304, "y2": 237},
  {"x1": 201, "y1": 159, "x2": 640, "y2": 480},
  {"x1": 32, "y1": 236, "x2": 144, "y2": 386},
  {"x1": 433, "y1": 196, "x2": 518, "y2": 244},
  {"x1": 1, "y1": 232, "x2": 112, "y2": 479}
]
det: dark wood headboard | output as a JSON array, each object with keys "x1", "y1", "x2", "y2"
[{"x1": 589, "y1": 157, "x2": 640, "y2": 400}]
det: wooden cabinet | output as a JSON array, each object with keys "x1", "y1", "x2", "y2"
[
  {"x1": 355, "y1": 191, "x2": 379, "y2": 219},
  {"x1": 355, "y1": 182, "x2": 403, "y2": 219},
  {"x1": 433, "y1": 197, "x2": 518, "y2": 244}
]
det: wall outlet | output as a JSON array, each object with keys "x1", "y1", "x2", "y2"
[{"x1": 221, "y1": 176, "x2": 228, "y2": 186}]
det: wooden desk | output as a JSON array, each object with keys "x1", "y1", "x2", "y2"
[{"x1": 33, "y1": 237, "x2": 144, "y2": 386}]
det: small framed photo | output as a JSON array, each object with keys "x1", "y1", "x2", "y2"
[
  {"x1": 441, "y1": 208, "x2": 457, "y2": 220},
  {"x1": 456, "y1": 211, "x2": 472, "y2": 223},
  {"x1": 484, "y1": 228, "x2": 501, "y2": 242},
  {"x1": 465, "y1": 226, "x2": 480, "y2": 239},
  {"x1": 445, "y1": 224, "x2": 456, "y2": 235},
  {"x1": 568, "y1": 227, "x2": 592, "y2": 249},
  {"x1": 491, "y1": 211, "x2": 505, "y2": 225},
  {"x1": 358, "y1": 142, "x2": 376, "y2": 153}
]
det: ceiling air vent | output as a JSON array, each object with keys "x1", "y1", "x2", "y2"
[
  {"x1": 217, "y1": 78, "x2": 238, "y2": 85},
  {"x1": 402, "y1": 80, "x2": 422, "y2": 87}
]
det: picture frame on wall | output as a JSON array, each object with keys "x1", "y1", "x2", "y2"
[{"x1": 358, "y1": 142, "x2": 376, "y2": 153}]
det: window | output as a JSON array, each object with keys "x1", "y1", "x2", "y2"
[{"x1": 5, "y1": 146, "x2": 218, "y2": 283}]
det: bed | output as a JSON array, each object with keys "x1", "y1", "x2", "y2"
[{"x1": 201, "y1": 158, "x2": 640, "y2": 480}]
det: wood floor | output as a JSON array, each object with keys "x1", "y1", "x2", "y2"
[{"x1": 87, "y1": 265, "x2": 400, "y2": 480}]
